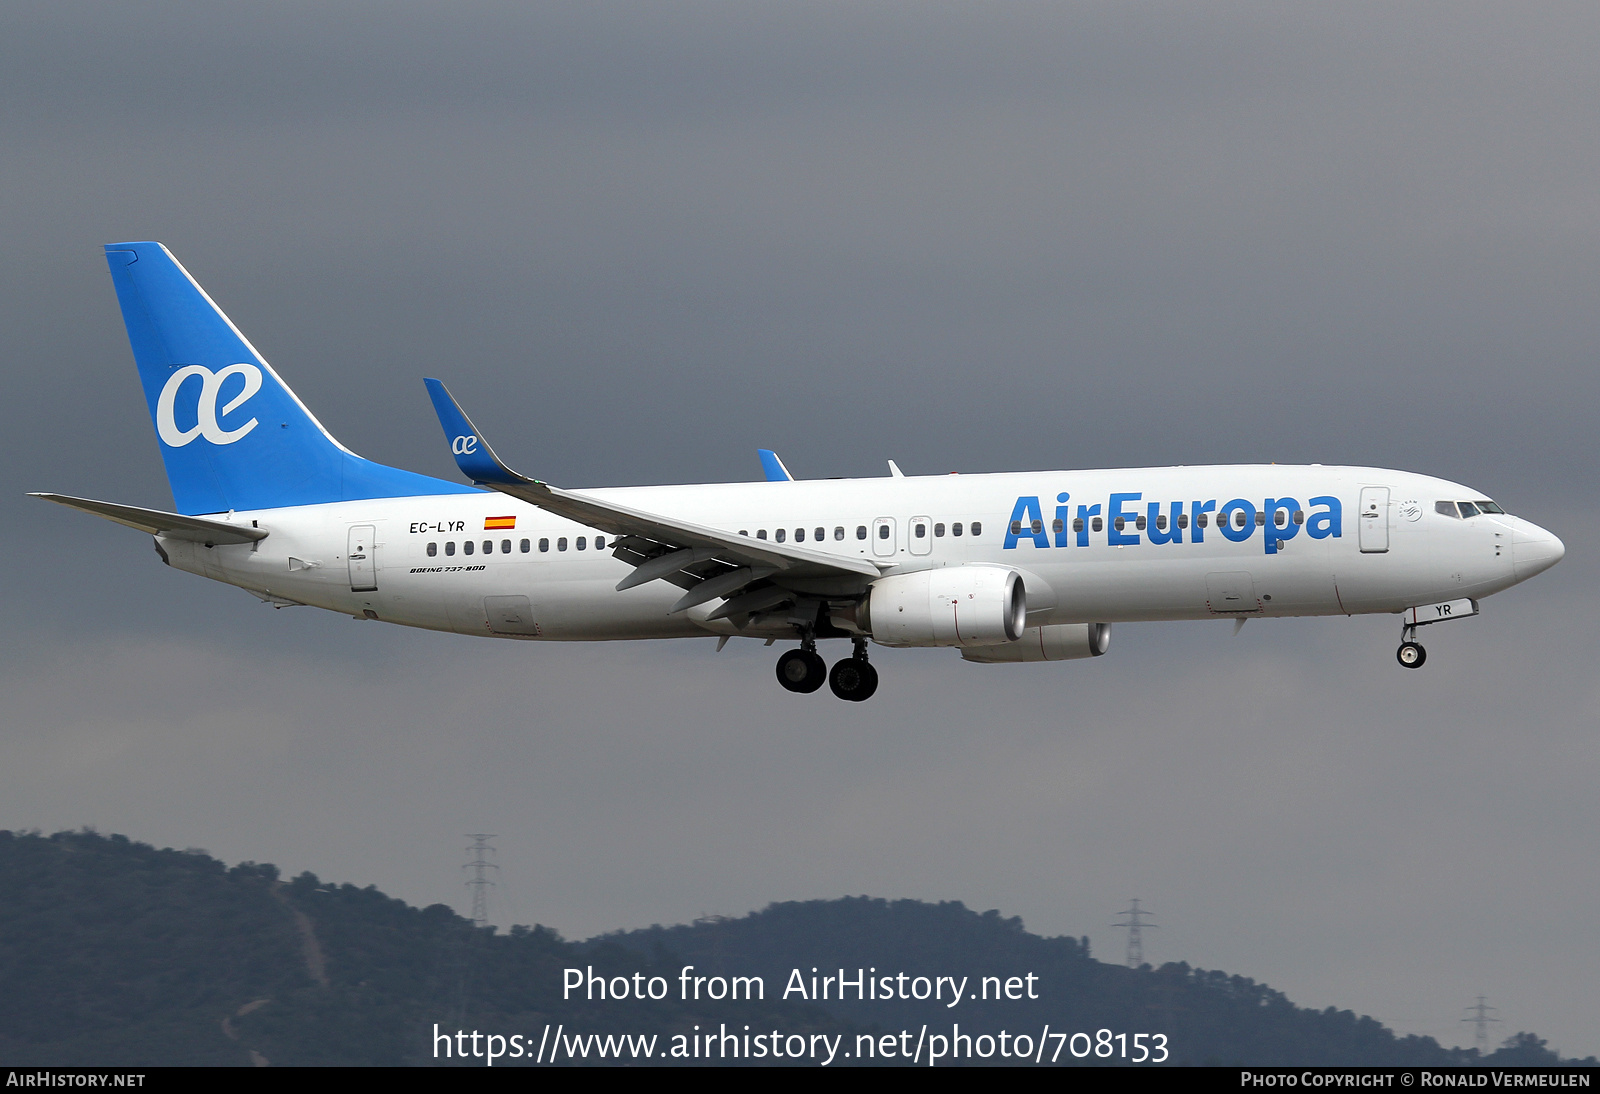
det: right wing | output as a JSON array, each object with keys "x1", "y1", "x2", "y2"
[{"x1": 424, "y1": 380, "x2": 883, "y2": 619}]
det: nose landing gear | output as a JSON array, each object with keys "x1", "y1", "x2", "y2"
[{"x1": 1396, "y1": 623, "x2": 1426, "y2": 669}]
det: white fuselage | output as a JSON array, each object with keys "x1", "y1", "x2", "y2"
[{"x1": 155, "y1": 464, "x2": 1562, "y2": 645}]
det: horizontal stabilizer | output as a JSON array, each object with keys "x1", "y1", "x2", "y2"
[{"x1": 30, "y1": 493, "x2": 268, "y2": 544}]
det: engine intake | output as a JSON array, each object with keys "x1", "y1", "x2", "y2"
[{"x1": 865, "y1": 565, "x2": 1026, "y2": 648}]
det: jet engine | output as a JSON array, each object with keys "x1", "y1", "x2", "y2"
[
  {"x1": 960, "y1": 622, "x2": 1112, "y2": 663},
  {"x1": 863, "y1": 565, "x2": 1026, "y2": 648}
]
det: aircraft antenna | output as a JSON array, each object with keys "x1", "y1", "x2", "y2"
[
  {"x1": 1461, "y1": 995, "x2": 1501, "y2": 1055},
  {"x1": 1112, "y1": 898, "x2": 1157, "y2": 968},
  {"x1": 463, "y1": 834, "x2": 499, "y2": 929}
]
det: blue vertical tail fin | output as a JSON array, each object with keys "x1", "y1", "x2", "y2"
[{"x1": 104, "y1": 241, "x2": 474, "y2": 515}]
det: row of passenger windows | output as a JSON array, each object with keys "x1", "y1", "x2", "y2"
[
  {"x1": 423, "y1": 520, "x2": 995, "y2": 558},
  {"x1": 739, "y1": 523, "x2": 983, "y2": 542},
  {"x1": 426, "y1": 536, "x2": 608, "y2": 557},
  {"x1": 1009, "y1": 510, "x2": 1307, "y2": 536}
]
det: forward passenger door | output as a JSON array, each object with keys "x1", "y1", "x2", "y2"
[{"x1": 1358, "y1": 488, "x2": 1389, "y2": 553}]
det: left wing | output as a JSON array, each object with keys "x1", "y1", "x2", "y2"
[{"x1": 424, "y1": 380, "x2": 882, "y2": 618}]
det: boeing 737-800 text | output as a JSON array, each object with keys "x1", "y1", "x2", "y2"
[{"x1": 33, "y1": 242, "x2": 1566, "y2": 701}]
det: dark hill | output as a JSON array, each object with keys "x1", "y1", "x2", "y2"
[{"x1": 0, "y1": 830, "x2": 1585, "y2": 1067}]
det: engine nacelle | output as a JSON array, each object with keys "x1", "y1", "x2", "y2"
[
  {"x1": 961, "y1": 623, "x2": 1112, "y2": 663},
  {"x1": 865, "y1": 565, "x2": 1026, "y2": 648}
]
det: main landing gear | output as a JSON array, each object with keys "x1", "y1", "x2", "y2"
[
  {"x1": 1396, "y1": 623, "x2": 1426, "y2": 669},
  {"x1": 775, "y1": 646, "x2": 827, "y2": 693},
  {"x1": 776, "y1": 635, "x2": 878, "y2": 701},
  {"x1": 828, "y1": 638, "x2": 878, "y2": 703}
]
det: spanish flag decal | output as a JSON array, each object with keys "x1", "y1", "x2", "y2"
[{"x1": 484, "y1": 515, "x2": 517, "y2": 530}]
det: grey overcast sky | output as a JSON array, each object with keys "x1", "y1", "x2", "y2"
[{"x1": 3, "y1": 1, "x2": 1597, "y2": 1055}]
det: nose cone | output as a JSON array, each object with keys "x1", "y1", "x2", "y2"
[{"x1": 1513, "y1": 522, "x2": 1565, "y2": 581}]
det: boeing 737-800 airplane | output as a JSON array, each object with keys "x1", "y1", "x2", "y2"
[{"x1": 33, "y1": 242, "x2": 1566, "y2": 701}]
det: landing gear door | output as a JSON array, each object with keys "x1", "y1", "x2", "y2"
[
  {"x1": 872, "y1": 517, "x2": 897, "y2": 558},
  {"x1": 1359, "y1": 487, "x2": 1389, "y2": 553},
  {"x1": 348, "y1": 524, "x2": 378, "y2": 591}
]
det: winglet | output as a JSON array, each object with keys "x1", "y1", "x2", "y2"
[
  {"x1": 758, "y1": 449, "x2": 794, "y2": 482},
  {"x1": 887, "y1": 460, "x2": 905, "y2": 478},
  {"x1": 423, "y1": 378, "x2": 534, "y2": 486}
]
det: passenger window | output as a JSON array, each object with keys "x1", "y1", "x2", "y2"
[
  {"x1": 915, "y1": 523, "x2": 926, "y2": 539},
  {"x1": 539, "y1": 538, "x2": 550, "y2": 553},
  {"x1": 740, "y1": 530, "x2": 749, "y2": 537},
  {"x1": 501, "y1": 540, "x2": 512, "y2": 553},
  {"x1": 1091, "y1": 517, "x2": 1102, "y2": 532},
  {"x1": 1155, "y1": 515, "x2": 1166, "y2": 531},
  {"x1": 464, "y1": 541, "x2": 475, "y2": 555},
  {"x1": 953, "y1": 522, "x2": 963, "y2": 536},
  {"x1": 595, "y1": 535, "x2": 606, "y2": 550},
  {"x1": 1274, "y1": 511, "x2": 1286, "y2": 527},
  {"x1": 795, "y1": 528, "x2": 805, "y2": 542},
  {"x1": 520, "y1": 539, "x2": 530, "y2": 553},
  {"x1": 775, "y1": 529, "x2": 786, "y2": 543},
  {"x1": 857, "y1": 526, "x2": 868, "y2": 540},
  {"x1": 1011, "y1": 521, "x2": 1022, "y2": 535},
  {"x1": 834, "y1": 527, "x2": 844, "y2": 541},
  {"x1": 1072, "y1": 518, "x2": 1084, "y2": 533},
  {"x1": 816, "y1": 527, "x2": 826, "y2": 542},
  {"x1": 427, "y1": 542, "x2": 438, "y2": 557},
  {"x1": 558, "y1": 537, "x2": 568, "y2": 551},
  {"x1": 1436, "y1": 501, "x2": 1457, "y2": 517},
  {"x1": 878, "y1": 525, "x2": 890, "y2": 540},
  {"x1": 576, "y1": 537, "x2": 586, "y2": 550},
  {"x1": 1114, "y1": 517, "x2": 1125, "y2": 532},
  {"x1": 1292, "y1": 512, "x2": 1303, "y2": 525},
  {"x1": 482, "y1": 540, "x2": 493, "y2": 554},
  {"x1": 445, "y1": 541, "x2": 456, "y2": 556},
  {"x1": 1177, "y1": 513, "x2": 1188, "y2": 529},
  {"x1": 1235, "y1": 512, "x2": 1247, "y2": 529},
  {"x1": 1135, "y1": 515, "x2": 1147, "y2": 531},
  {"x1": 1051, "y1": 518, "x2": 1063, "y2": 534},
  {"x1": 758, "y1": 530, "x2": 768, "y2": 540},
  {"x1": 970, "y1": 522, "x2": 981, "y2": 536},
  {"x1": 1255, "y1": 512, "x2": 1265, "y2": 526},
  {"x1": 1197, "y1": 513, "x2": 1208, "y2": 528},
  {"x1": 934, "y1": 523, "x2": 946, "y2": 537},
  {"x1": 1030, "y1": 519, "x2": 1043, "y2": 535}
]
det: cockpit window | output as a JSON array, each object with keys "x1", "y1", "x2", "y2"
[{"x1": 1439, "y1": 499, "x2": 1505, "y2": 518}]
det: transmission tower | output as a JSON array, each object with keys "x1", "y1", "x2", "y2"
[
  {"x1": 463, "y1": 834, "x2": 499, "y2": 929},
  {"x1": 1461, "y1": 995, "x2": 1501, "y2": 1054},
  {"x1": 1112, "y1": 899, "x2": 1157, "y2": 968}
]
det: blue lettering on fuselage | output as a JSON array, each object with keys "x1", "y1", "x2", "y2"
[{"x1": 1000, "y1": 493, "x2": 1342, "y2": 554}]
